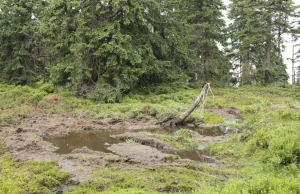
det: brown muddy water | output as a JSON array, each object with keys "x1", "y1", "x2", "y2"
[
  {"x1": 44, "y1": 126, "x2": 226, "y2": 163},
  {"x1": 44, "y1": 130, "x2": 122, "y2": 154}
]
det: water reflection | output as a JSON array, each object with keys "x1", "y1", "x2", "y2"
[
  {"x1": 44, "y1": 131, "x2": 121, "y2": 154},
  {"x1": 44, "y1": 127, "x2": 222, "y2": 162}
]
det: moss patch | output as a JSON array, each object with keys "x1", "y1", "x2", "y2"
[
  {"x1": 202, "y1": 111, "x2": 224, "y2": 124},
  {"x1": 141, "y1": 129, "x2": 199, "y2": 150},
  {"x1": 0, "y1": 157, "x2": 69, "y2": 194}
]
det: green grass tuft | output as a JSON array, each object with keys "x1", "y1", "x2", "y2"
[
  {"x1": 146, "y1": 129, "x2": 199, "y2": 150},
  {"x1": 68, "y1": 165, "x2": 218, "y2": 194},
  {"x1": 0, "y1": 140, "x2": 6, "y2": 155},
  {"x1": 0, "y1": 157, "x2": 69, "y2": 194}
]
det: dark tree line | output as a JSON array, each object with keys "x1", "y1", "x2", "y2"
[{"x1": 0, "y1": 0, "x2": 298, "y2": 101}]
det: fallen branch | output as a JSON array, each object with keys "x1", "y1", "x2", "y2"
[{"x1": 170, "y1": 83, "x2": 210, "y2": 126}]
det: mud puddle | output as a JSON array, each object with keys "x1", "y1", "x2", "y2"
[
  {"x1": 44, "y1": 130, "x2": 122, "y2": 154},
  {"x1": 1, "y1": 115, "x2": 237, "y2": 183},
  {"x1": 44, "y1": 128, "x2": 173, "y2": 153},
  {"x1": 44, "y1": 126, "x2": 225, "y2": 162}
]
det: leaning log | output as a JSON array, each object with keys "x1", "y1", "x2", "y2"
[{"x1": 170, "y1": 83, "x2": 210, "y2": 126}]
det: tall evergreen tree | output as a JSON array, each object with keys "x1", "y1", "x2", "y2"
[
  {"x1": 0, "y1": 0, "x2": 46, "y2": 84},
  {"x1": 39, "y1": 0, "x2": 195, "y2": 99},
  {"x1": 177, "y1": 0, "x2": 230, "y2": 85},
  {"x1": 228, "y1": 0, "x2": 296, "y2": 85}
]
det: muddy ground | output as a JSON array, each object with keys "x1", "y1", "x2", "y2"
[{"x1": 0, "y1": 108, "x2": 239, "y2": 183}]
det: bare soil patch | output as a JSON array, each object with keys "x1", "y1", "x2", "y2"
[
  {"x1": 0, "y1": 115, "x2": 161, "y2": 182},
  {"x1": 209, "y1": 107, "x2": 243, "y2": 120},
  {"x1": 0, "y1": 109, "x2": 240, "y2": 183},
  {"x1": 107, "y1": 143, "x2": 176, "y2": 162}
]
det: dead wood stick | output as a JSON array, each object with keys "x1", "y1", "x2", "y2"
[{"x1": 170, "y1": 83, "x2": 210, "y2": 126}]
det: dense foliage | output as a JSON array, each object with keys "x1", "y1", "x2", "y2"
[
  {"x1": 228, "y1": 0, "x2": 298, "y2": 85},
  {"x1": 0, "y1": 0, "x2": 299, "y2": 99},
  {"x1": 0, "y1": 0, "x2": 228, "y2": 98}
]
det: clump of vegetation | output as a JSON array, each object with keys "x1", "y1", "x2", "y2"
[
  {"x1": 0, "y1": 84, "x2": 48, "y2": 124},
  {"x1": 0, "y1": 112, "x2": 13, "y2": 125},
  {"x1": 104, "y1": 155, "x2": 122, "y2": 163},
  {"x1": 0, "y1": 83, "x2": 222, "y2": 124},
  {"x1": 68, "y1": 165, "x2": 218, "y2": 194},
  {"x1": 0, "y1": 140, "x2": 6, "y2": 155},
  {"x1": 0, "y1": 157, "x2": 69, "y2": 194},
  {"x1": 210, "y1": 111, "x2": 300, "y2": 168},
  {"x1": 69, "y1": 188, "x2": 160, "y2": 194},
  {"x1": 203, "y1": 86, "x2": 300, "y2": 193},
  {"x1": 150, "y1": 129, "x2": 199, "y2": 150},
  {"x1": 202, "y1": 111, "x2": 224, "y2": 124},
  {"x1": 195, "y1": 173, "x2": 300, "y2": 194},
  {"x1": 87, "y1": 83, "x2": 122, "y2": 103}
]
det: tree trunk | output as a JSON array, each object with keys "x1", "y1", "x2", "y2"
[
  {"x1": 265, "y1": 35, "x2": 271, "y2": 84},
  {"x1": 170, "y1": 83, "x2": 210, "y2": 126},
  {"x1": 278, "y1": 24, "x2": 281, "y2": 56},
  {"x1": 241, "y1": 53, "x2": 251, "y2": 85},
  {"x1": 265, "y1": 16, "x2": 272, "y2": 84}
]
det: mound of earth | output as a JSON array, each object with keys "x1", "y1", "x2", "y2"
[
  {"x1": 107, "y1": 143, "x2": 177, "y2": 162},
  {"x1": 111, "y1": 132, "x2": 176, "y2": 150}
]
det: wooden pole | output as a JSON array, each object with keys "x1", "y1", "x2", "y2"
[{"x1": 170, "y1": 83, "x2": 210, "y2": 126}]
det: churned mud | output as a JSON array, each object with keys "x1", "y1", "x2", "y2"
[
  {"x1": 0, "y1": 108, "x2": 240, "y2": 183},
  {"x1": 0, "y1": 115, "x2": 161, "y2": 182},
  {"x1": 107, "y1": 143, "x2": 177, "y2": 162},
  {"x1": 111, "y1": 132, "x2": 176, "y2": 150}
]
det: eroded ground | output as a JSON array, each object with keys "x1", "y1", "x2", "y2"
[{"x1": 0, "y1": 108, "x2": 239, "y2": 188}]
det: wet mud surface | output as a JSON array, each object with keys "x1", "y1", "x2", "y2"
[{"x1": 0, "y1": 108, "x2": 239, "y2": 183}]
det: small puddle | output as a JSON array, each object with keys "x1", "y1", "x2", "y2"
[
  {"x1": 44, "y1": 126, "x2": 226, "y2": 162},
  {"x1": 44, "y1": 130, "x2": 122, "y2": 154}
]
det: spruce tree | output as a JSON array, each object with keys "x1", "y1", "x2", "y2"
[
  {"x1": 228, "y1": 0, "x2": 296, "y2": 85},
  {"x1": 178, "y1": 0, "x2": 230, "y2": 85},
  {"x1": 0, "y1": 0, "x2": 45, "y2": 84},
  {"x1": 40, "y1": 0, "x2": 195, "y2": 99}
]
